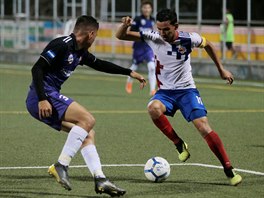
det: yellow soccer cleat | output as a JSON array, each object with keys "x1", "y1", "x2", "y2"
[
  {"x1": 224, "y1": 167, "x2": 242, "y2": 186},
  {"x1": 176, "y1": 140, "x2": 190, "y2": 162},
  {"x1": 48, "y1": 162, "x2": 72, "y2": 191}
]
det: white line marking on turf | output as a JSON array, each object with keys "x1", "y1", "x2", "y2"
[{"x1": 0, "y1": 163, "x2": 263, "y2": 176}]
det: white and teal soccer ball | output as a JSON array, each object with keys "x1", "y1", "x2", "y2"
[{"x1": 144, "y1": 157, "x2": 170, "y2": 182}]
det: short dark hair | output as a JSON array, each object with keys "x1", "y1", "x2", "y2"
[
  {"x1": 74, "y1": 15, "x2": 99, "y2": 31},
  {"x1": 156, "y1": 9, "x2": 177, "y2": 24},
  {"x1": 141, "y1": 0, "x2": 153, "y2": 8}
]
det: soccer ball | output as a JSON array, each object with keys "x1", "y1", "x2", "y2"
[{"x1": 144, "y1": 157, "x2": 170, "y2": 182}]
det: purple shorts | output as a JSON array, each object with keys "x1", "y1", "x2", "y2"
[
  {"x1": 133, "y1": 48, "x2": 154, "y2": 65},
  {"x1": 26, "y1": 87, "x2": 74, "y2": 131}
]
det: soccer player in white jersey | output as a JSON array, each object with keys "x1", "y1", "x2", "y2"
[{"x1": 116, "y1": 9, "x2": 242, "y2": 186}]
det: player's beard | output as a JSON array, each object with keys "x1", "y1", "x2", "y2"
[
  {"x1": 162, "y1": 35, "x2": 172, "y2": 43},
  {"x1": 82, "y1": 40, "x2": 93, "y2": 50},
  {"x1": 165, "y1": 32, "x2": 175, "y2": 43}
]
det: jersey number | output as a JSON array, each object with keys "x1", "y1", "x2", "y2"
[
  {"x1": 59, "y1": 94, "x2": 69, "y2": 101},
  {"x1": 196, "y1": 96, "x2": 203, "y2": 105}
]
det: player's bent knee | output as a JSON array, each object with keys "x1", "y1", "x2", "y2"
[
  {"x1": 147, "y1": 101, "x2": 164, "y2": 119},
  {"x1": 78, "y1": 113, "x2": 96, "y2": 132},
  {"x1": 193, "y1": 117, "x2": 212, "y2": 136}
]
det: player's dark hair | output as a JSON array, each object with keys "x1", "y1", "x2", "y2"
[
  {"x1": 141, "y1": 0, "x2": 153, "y2": 8},
  {"x1": 74, "y1": 15, "x2": 99, "y2": 31},
  {"x1": 156, "y1": 9, "x2": 177, "y2": 25}
]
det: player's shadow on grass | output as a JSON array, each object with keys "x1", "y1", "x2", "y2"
[
  {"x1": 71, "y1": 175, "x2": 230, "y2": 187},
  {"x1": 0, "y1": 175, "x2": 110, "y2": 198},
  {"x1": 93, "y1": 175, "x2": 229, "y2": 186},
  {"x1": 0, "y1": 174, "x2": 50, "y2": 180},
  {"x1": 104, "y1": 176, "x2": 229, "y2": 197},
  {"x1": 131, "y1": 179, "x2": 229, "y2": 187},
  {"x1": 67, "y1": 175, "x2": 220, "y2": 197},
  {"x1": 0, "y1": 190, "x2": 104, "y2": 198},
  {"x1": 250, "y1": 144, "x2": 264, "y2": 148}
]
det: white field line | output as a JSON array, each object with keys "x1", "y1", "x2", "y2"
[{"x1": 0, "y1": 163, "x2": 263, "y2": 176}]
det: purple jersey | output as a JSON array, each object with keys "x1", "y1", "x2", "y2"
[
  {"x1": 32, "y1": 33, "x2": 96, "y2": 93},
  {"x1": 131, "y1": 15, "x2": 155, "y2": 50},
  {"x1": 27, "y1": 34, "x2": 96, "y2": 130},
  {"x1": 26, "y1": 33, "x2": 132, "y2": 131}
]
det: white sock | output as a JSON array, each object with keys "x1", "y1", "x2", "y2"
[
  {"x1": 81, "y1": 144, "x2": 106, "y2": 178},
  {"x1": 58, "y1": 126, "x2": 88, "y2": 166},
  {"x1": 147, "y1": 61, "x2": 156, "y2": 92},
  {"x1": 127, "y1": 63, "x2": 138, "y2": 83}
]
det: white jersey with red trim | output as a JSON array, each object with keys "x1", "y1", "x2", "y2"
[{"x1": 140, "y1": 30, "x2": 204, "y2": 90}]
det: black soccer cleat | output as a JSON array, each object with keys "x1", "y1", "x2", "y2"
[
  {"x1": 94, "y1": 177, "x2": 126, "y2": 197},
  {"x1": 48, "y1": 162, "x2": 72, "y2": 191}
]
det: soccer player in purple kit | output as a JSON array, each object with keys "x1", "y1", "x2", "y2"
[
  {"x1": 126, "y1": 0, "x2": 156, "y2": 96},
  {"x1": 116, "y1": 9, "x2": 242, "y2": 186},
  {"x1": 26, "y1": 15, "x2": 146, "y2": 197}
]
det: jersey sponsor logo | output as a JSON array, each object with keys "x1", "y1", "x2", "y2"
[
  {"x1": 67, "y1": 54, "x2": 74, "y2": 64},
  {"x1": 61, "y1": 68, "x2": 73, "y2": 77},
  {"x1": 141, "y1": 19, "x2": 146, "y2": 25},
  {"x1": 178, "y1": 45, "x2": 187, "y2": 54},
  {"x1": 46, "y1": 50, "x2": 55, "y2": 59},
  {"x1": 63, "y1": 36, "x2": 72, "y2": 43}
]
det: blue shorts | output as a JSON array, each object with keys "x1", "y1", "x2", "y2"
[
  {"x1": 150, "y1": 89, "x2": 207, "y2": 122},
  {"x1": 26, "y1": 87, "x2": 74, "y2": 131},
  {"x1": 133, "y1": 48, "x2": 154, "y2": 65}
]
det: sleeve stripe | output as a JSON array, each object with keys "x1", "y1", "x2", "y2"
[{"x1": 199, "y1": 36, "x2": 207, "y2": 48}]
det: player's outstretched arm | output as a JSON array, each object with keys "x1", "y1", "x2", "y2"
[
  {"x1": 204, "y1": 40, "x2": 234, "y2": 85},
  {"x1": 116, "y1": 16, "x2": 141, "y2": 41},
  {"x1": 87, "y1": 59, "x2": 146, "y2": 89}
]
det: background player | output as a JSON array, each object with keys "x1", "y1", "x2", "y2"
[
  {"x1": 116, "y1": 9, "x2": 242, "y2": 186},
  {"x1": 125, "y1": 0, "x2": 156, "y2": 96},
  {"x1": 26, "y1": 15, "x2": 146, "y2": 197},
  {"x1": 220, "y1": 8, "x2": 237, "y2": 59}
]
